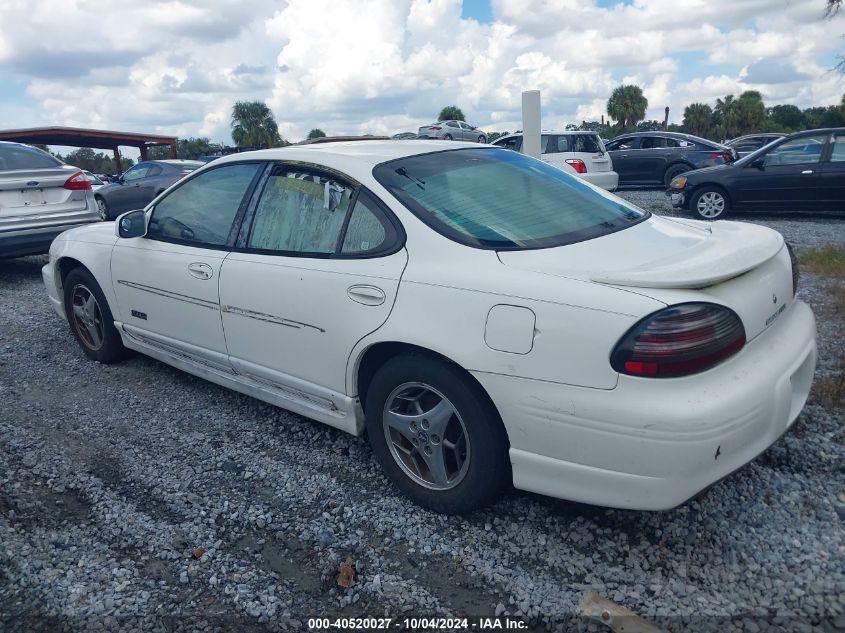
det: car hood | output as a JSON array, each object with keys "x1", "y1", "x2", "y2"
[
  {"x1": 685, "y1": 163, "x2": 732, "y2": 179},
  {"x1": 497, "y1": 215, "x2": 783, "y2": 289}
]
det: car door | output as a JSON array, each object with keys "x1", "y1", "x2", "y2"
[
  {"x1": 133, "y1": 163, "x2": 164, "y2": 208},
  {"x1": 732, "y1": 134, "x2": 826, "y2": 211},
  {"x1": 818, "y1": 133, "x2": 845, "y2": 211},
  {"x1": 634, "y1": 136, "x2": 677, "y2": 183},
  {"x1": 443, "y1": 120, "x2": 461, "y2": 140},
  {"x1": 110, "y1": 162, "x2": 264, "y2": 371},
  {"x1": 107, "y1": 163, "x2": 150, "y2": 214},
  {"x1": 218, "y1": 164, "x2": 408, "y2": 400},
  {"x1": 605, "y1": 136, "x2": 640, "y2": 184}
]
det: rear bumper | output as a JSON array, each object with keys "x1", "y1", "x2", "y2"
[
  {"x1": 472, "y1": 299, "x2": 817, "y2": 510},
  {"x1": 0, "y1": 223, "x2": 94, "y2": 258},
  {"x1": 582, "y1": 171, "x2": 619, "y2": 191}
]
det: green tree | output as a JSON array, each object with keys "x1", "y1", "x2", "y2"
[
  {"x1": 768, "y1": 104, "x2": 805, "y2": 131},
  {"x1": 307, "y1": 128, "x2": 327, "y2": 140},
  {"x1": 149, "y1": 137, "x2": 224, "y2": 160},
  {"x1": 606, "y1": 85, "x2": 648, "y2": 131},
  {"x1": 231, "y1": 101, "x2": 284, "y2": 148},
  {"x1": 713, "y1": 94, "x2": 740, "y2": 140},
  {"x1": 682, "y1": 103, "x2": 713, "y2": 138},
  {"x1": 735, "y1": 90, "x2": 767, "y2": 135},
  {"x1": 636, "y1": 119, "x2": 663, "y2": 132},
  {"x1": 437, "y1": 105, "x2": 465, "y2": 122},
  {"x1": 59, "y1": 148, "x2": 133, "y2": 174},
  {"x1": 485, "y1": 131, "x2": 510, "y2": 143}
]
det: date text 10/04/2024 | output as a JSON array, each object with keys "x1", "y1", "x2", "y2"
[{"x1": 307, "y1": 617, "x2": 529, "y2": 630}]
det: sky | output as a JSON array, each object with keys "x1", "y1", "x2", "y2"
[{"x1": 0, "y1": 0, "x2": 843, "y2": 154}]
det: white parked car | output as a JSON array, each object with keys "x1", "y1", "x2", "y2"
[
  {"x1": 42, "y1": 141, "x2": 816, "y2": 514},
  {"x1": 493, "y1": 131, "x2": 619, "y2": 190}
]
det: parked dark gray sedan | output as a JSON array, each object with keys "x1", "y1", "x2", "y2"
[
  {"x1": 605, "y1": 131, "x2": 735, "y2": 187},
  {"x1": 94, "y1": 160, "x2": 202, "y2": 220},
  {"x1": 667, "y1": 128, "x2": 845, "y2": 220}
]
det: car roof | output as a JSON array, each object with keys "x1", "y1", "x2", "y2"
[
  {"x1": 156, "y1": 159, "x2": 204, "y2": 166},
  {"x1": 497, "y1": 131, "x2": 600, "y2": 137},
  {"x1": 610, "y1": 130, "x2": 726, "y2": 147},
  {"x1": 207, "y1": 140, "x2": 489, "y2": 170}
]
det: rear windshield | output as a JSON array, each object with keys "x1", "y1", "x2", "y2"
[
  {"x1": 373, "y1": 148, "x2": 647, "y2": 250},
  {"x1": 0, "y1": 144, "x2": 63, "y2": 170}
]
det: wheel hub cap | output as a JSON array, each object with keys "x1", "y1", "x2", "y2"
[{"x1": 382, "y1": 382, "x2": 470, "y2": 491}]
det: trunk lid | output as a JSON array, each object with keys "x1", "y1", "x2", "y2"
[
  {"x1": 0, "y1": 166, "x2": 88, "y2": 219},
  {"x1": 497, "y1": 216, "x2": 793, "y2": 341}
]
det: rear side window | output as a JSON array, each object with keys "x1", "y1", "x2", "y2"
[
  {"x1": 606, "y1": 137, "x2": 636, "y2": 150},
  {"x1": 0, "y1": 144, "x2": 62, "y2": 170},
  {"x1": 248, "y1": 169, "x2": 352, "y2": 254},
  {"x1": 375, "y1": 148, "x2": 647, "y2": 250},
  {"x1": 148, "y1": 163, "x2": 261, "y2": 247},
  {"x1": 495, "y1": 137, "x2": 521, "y2": 151}
]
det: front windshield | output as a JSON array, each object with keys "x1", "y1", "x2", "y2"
[
  {"x1": 373, "y1": 148, "x2": 648, "y2": 250},
  {"x1": 733, "y1": 137, "x2": 785, "y2": 166}
]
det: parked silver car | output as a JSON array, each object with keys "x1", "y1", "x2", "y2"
[
  {"x1": 418, "y1": 120, "x2": 487, "y2": 143},
  {"x1": 0, "y1": 141, "x2": 100, "y2": 258}
]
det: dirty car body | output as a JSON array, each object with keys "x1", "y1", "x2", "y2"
[{"x1": 42, "y1": 141, "x2": 816, "y2": 513}]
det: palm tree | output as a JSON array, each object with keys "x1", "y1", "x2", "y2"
[
  {"x1": 736, "y1": 91, "x2": 766, "y2": 135},
  {"x1": 714, "y1": 95, "x2": 740, "y2": 140},
  {"x1": 437, "y1": 105, "x2": 465, "y2": 122},
  {"x1": 606, "y1": 85, "x2": 648, "y2": 131},
  {"x1": 682, "y1": 103, "x2": 714, "y2": 138},
  {"x1": 307, "y1": 129, "x2": 327, "y2": 140},
  {"x1": 231, "y1": 101, "x2": 283, "y2": 148}
]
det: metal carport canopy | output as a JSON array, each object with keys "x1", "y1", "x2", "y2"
[{"x1": 0, "y1": 126, "x2": 178, "y2": 175}]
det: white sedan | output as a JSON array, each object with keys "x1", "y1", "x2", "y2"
[{"x1": 42, "y1": 140, "x2": 817, "y2": 514}]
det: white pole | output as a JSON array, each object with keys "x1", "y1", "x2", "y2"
[{"x1": 522, "y1": 90, "x2": 541, "y2": 159}]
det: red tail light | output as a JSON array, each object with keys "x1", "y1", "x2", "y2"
[
  {"x1": 63, "y1": 171, "x2": 92, "y2": 191},
  {"x1": 430, "y1": 126, "x2": 442, "y2": 131},
  {"x1": 611, "y1": 303, "x2": 746, "y2": 378},
  {"x1": 178, "y1": 170, "x2": 191, "y2": 179},
  {"x1": 711, "y1": 152, "x2": 733, "y2": 161},
  {"x1": 565, "y1": 158, "x2": 587, "y2": 174}
]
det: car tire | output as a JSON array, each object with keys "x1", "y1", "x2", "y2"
[
  {"x1": 663, "y1": 164, "x2": 691, "y2": 188},
  {"x1": 364, "y1": 353, "x2": 510, "y2": 514},
  {"x1": 690, "y1": 186, "x2": 730, "y2": 221},
  {"x1": 95, "y1": 196, "x2": 109, "y2": 221},
  {"x1": 477, "y1": 135, "x2": 486, "y2": 144},
  {"x1": 443, "y1": 134, "x2": 453, "y2": 141},
  {"x1": 63, "y1": 267, "x2": 126, "y2": 364}
]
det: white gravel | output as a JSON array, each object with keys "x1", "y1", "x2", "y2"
[{"x1": 1, "y1": 202, "x2": 843, "y2": 632}]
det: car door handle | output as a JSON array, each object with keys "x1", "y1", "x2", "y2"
[
  {"x1": 347, "y1": 285, "x2": 385, "y2": 306},
  {"x1": 188, "y1": 262, "x2": 213, "y2": 280},
  {"x1": 801, "y1": 170, "x2": 814, "y2": 174}
]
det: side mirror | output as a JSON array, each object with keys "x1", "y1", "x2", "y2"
[
  {"x1": 116, "y1": 209, "x2": 147, "y2": 238},
  {"x1": 750, "y1": 158, "x2": 765, "y2": 170}
]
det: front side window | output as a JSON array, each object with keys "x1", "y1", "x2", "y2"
[
  {"x1": 0, "y1": 144, "x2": 63, "y2": 170},
  {"x1": 763, "y1": 135, "x2": 827, "y2": 166},
  {"x1": 606, "y1": 137, "x2": 637, "y2": 150},
  {"x1": 374, "y1": 148, "x2": 647, "y2": 250},
  {"x1": 147, "y1": 163, "x2": 261, "y2": 247},
  {"x1": 123, "y1": 165, "x2": 150, "y2": 181}
]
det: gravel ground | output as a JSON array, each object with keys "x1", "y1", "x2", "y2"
[{"x1": 1, "y1": 197, "x2": 843, "y2": 632}]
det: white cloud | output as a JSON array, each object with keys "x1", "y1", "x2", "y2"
[{"x1": 0, "y1": 0, "x2": 842, "y2": 146}]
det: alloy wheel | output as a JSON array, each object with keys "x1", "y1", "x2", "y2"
[
  {"x1": 382, "y1": 382, "x2": 470, "y2": 490},
  {"x1": 70, "y1": 284, "x2": 104, "y2": 351},
  {"x1": 696, "y1": 191, "x2": 726, "y2": 219},
  {"x1": 96, "y1": 198, "x2": 108, "y2": 221}
]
